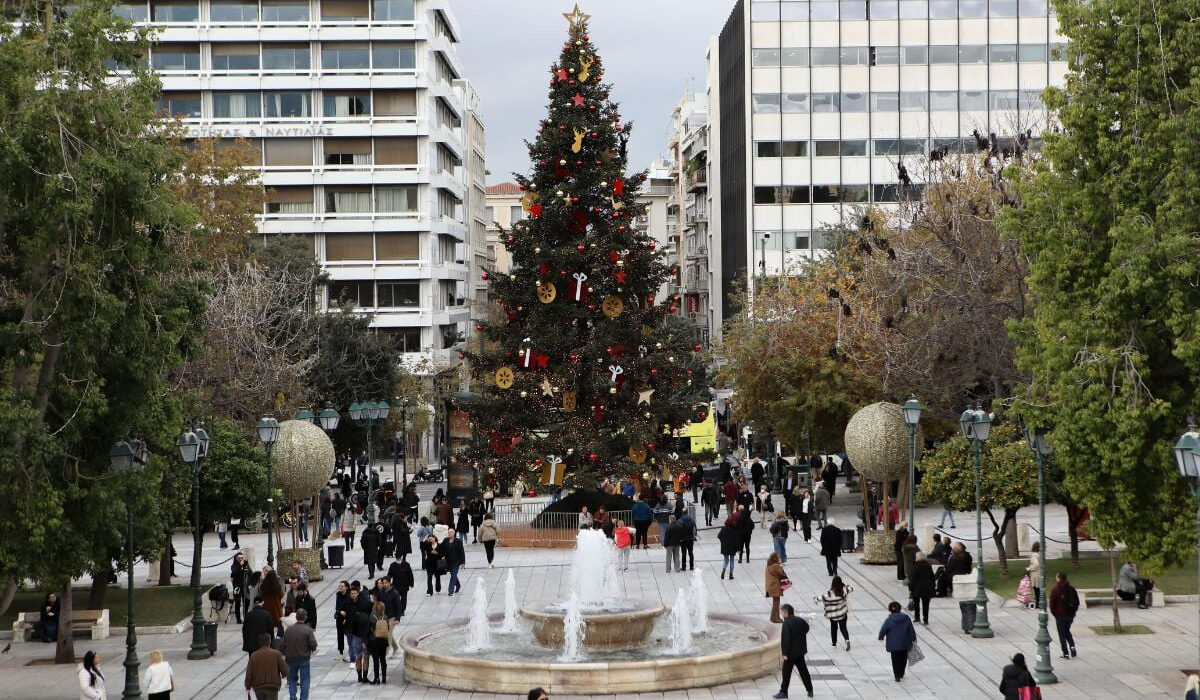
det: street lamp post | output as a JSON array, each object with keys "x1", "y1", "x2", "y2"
[
  {"x1": 295, "y1": 405, "x2": 341, "y2": 569},
  {"x1": 177, "y1": 423, "x2": 212, "y2": 659},
  {"x1": 256, "y1": 416, "x2": 280, "y2": 569},
  {"x1": 959, "y1": 404, "x2": 993, "y2": 638},
  {"x1": 1173, "y1": 418, "x2": 1200, "y2": 680},
  {"x1": 397, "y1": 398, "x2": 412, "y2": 487},
  {"x1": 1025, "y1": 426, "x2": 1057, "y2": 684},
  {"x1": 110, "y1": 439, "x2": 147, "y2": 698},
  {"x1": 901, "y1": 395, "x2": 924, "y2": 529},
  {"x1": 350, "y1": 400, "x2": 390, "y2": 484}
]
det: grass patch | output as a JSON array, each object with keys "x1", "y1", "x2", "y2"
[
  {"x1": 982, "y1": 555, "x2": 1198, "y2": 600},
  {"x1": 1089, "y1": 624, "x2": 1154, "y2": 635},
  {"x1": 1, "y1": 586, "x2": 198, "y2": 629}
]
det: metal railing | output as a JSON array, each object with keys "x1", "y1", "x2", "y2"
[{"x1": 490, "y1": 502, "x2": 697, "y2": 544}]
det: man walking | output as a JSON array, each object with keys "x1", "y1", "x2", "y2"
[
  {"x1": 282, "y1": 608, "x2": 318, "y2": 700},
  {"x1": 751, "y1": 459, "x2": 765, "y2": 492},
  {"x1": 691, "y1": 464, "x2": 704, "y2": 503},
  {"x1": 1049, "y1": 571, "x2": 1079, "y2": 659},
  {"x1": 244, "y1": 633, "x2": 287, "y2": 700},
  {"x1": 701, "y1": 480, "x2": 720, "y2": 526},
  {"x1": 819, "y1": 516, "x2": 843, "y2": 576},
  {"x1": 374, "y1": 577, "x2": 402, "y2": 657},
  {"x1": 663, "y1": 515, "x2": 682, "y2": 573},
  {"x1": 813, "y1": 483, "x2": 830, "y2": 529},
  {"x1": 773, "y1": 604, "x2": 814, "y2": 698},
  {"x1": 242, "y1": 598, "x2": 274, "y2": 658},
  {"x1": 441, "y1": 528, "x2": 466, "y2": 596}
]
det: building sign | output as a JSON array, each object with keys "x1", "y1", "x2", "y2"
[{"x1": 186, "y1": 125, "x2": 334, "y2": 139}]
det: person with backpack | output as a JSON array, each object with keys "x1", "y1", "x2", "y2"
[
  {"x1": 769, "y1": 511, "x2": 790, "y2": 564},
  {"x1": 366, "y1": 601, "x2": 390, "y2": 684},
  {"x1": 1049, "y1": 571, "x2": 1079, "y2": 659},
  {"x1": 815, "y1": 576, "x2": 853, "y2": 651},
  {"x1": 998, "y1": 652, "x2": 1037, "y2": 700}
]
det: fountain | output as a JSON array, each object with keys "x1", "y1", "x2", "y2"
[{"x1": 401, "y1": 529, "x2": 780, "y2": 693}]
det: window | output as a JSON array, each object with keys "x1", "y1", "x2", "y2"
[
  {"x1": 842, "y1": 92, "x2": 868, "y2": 112},
  {"x1": 112, "y1": 3, "x2": 148, "y2": 20},
  {"x1": 436, "y1": 144, "x2": 461, "y2": 174},
  {"x1": 930, "y1": 90, "x2": 957, "y2": 110},
  {"x1": 377, "y1": 281, "x2": 419, "y2": 307},
  {"x1": 326, "y1": 188, "x2": 373, "y2": 213},
  {"x1": 752, "y1": 94, "x2": 781, "y2": 114},
  {"x1": 842, "y1": 140, "x2": 867, "y2": 156},
  {"x1": 899, "y1": 138, "x2": 925, "y2": 155},
  {"x1": 990, "y1": 0, "x2": 1017, "y2": 16},
  {"x1": 434, "y1": 188, "x2": 460, "y2": 219},
  {"x1": 376, "y1": 90, "x2": 417, "y2": 117},
  {"x1": 265, "y1": 138, "x2": 313, "y2": 166},
  {"x1": 323, "y1": 93, "x2": 371, "y2": 117},
  {"x1": 841, "y1": 1, "x2": 867, "y2": 19},
  {"x1": 929, "y1": 45, "x2": 957, "y2": 63},
  {"x1": 373, "y1": 42, "x2": 415, "y2": 69},
  {"x1": 756, "y1": 142, "x2": 780, "y2": 158},
  {"x1": 1019, "y1": 89, "x2": 1045, "y2": 110},
  {"x1": 155, "y1": 92, "x2": 200, "y2": 117},
  {"x1": 869, "y1": 0, "x2": 898, "y2": 18},
  {"x1": 372, "y1": 0, "x2": 414, "y2": 20},
  {"x1": 754, "y1": 186, "x2": 809, "y2": 204},
  {"x1": 872, "y1": 184, "x2": 899, "y2": 202},
  {"x1": 263, "y1": 44, "x2": 310, "y2": 70},
  {"x1": 810, "y1": 2, "x2": 839, "y2": 20},
  {"x1": 990, "y1": 90, "x2": 1019, "y2": 110},
  {"x1": 752, "y1": 49, "x2": 780, "y2": 67},
  {"x1": 376, "y1": 186, "x2": 418, "y2": 213},
  {"x1": 814, "y1": 140, "x2": 840, "y2": 157},
  {"x1": 374, "y1": 137, "x2": 418, "y2": 164},
  {"x1": 328, "y1": 281, "x2": 374, "y2": 307},
  {"x1": 265, "y1": 186, "x2": 314, "y2": 213},
  {"x1": 210, "y1": 1, "x2": 257, "y2": 21},
  {"x1": 323, "y1": 138, "x2": 370, "y2": 165},
  {"x1": 381, "y1": 328, "x2": 421, "y2": 351},
  {"x1": 782, "y1": 48, "x2": 809, "y2": 66},
  {"x1": 873, "y1": 138, "x2": 898, "y2": 156},
  {"x1": 900, "y1": 91, "x2": 928, "y2": 111},
  {"x1": 782, "y1": 93, "x2": 809, "y2": 113},
  {"x1": 901, "y1": 46, "x2": 927, "y2": 64},
  {"x1": 322, "y1": 43, "x2": 369, "y2": 69},
  {"x1": 782, "y1": 140, "x2": 807, "y2": 157},
  {"x1": 509, "y1": 205, "x2": 524, "y2": 224},
  {"x1": 841, "y1": 47, "x2": 869, "y2": 66},
  {"x1": 959, "y1": 0, "x2": 986, "y2": 16},
  {"x1": 811, "y1": 93, "x2": 839, "y2": 112},
  {"x1": 929, "y1": 0, "x2": 956, "y2": 17},
  {"x1": 899, "y1": 0, "x2": 926, "y2": 18},
  {"x1": 871, "y1": 92, "x2": 899, "y2": 112},
  {"x1": 750, "y1": 1, "x2": 779, "y2": 21},
  {"x1": 212, "y1": 43, "x2": 259, "y2": 70},
  {"x1": 960, "y1": 90, "x2": 986, "y2": 110},
  {"x1": 435, "y1": 96, "x2": 461, "y2": 126},
  {"x1": 871, "y1": 46, "x2": 899, "y2": 66},
  {"x1": 213, "y1": 92, "x2": 262, "y2": 118},
  {"x1": 151, "y1": 1, "x2": 197, "y2": 21},
  {"x1": 1018, "y1": 0, "x2": 1047, "y2": 15},
  {"x1": 785, "y1": 231, "x2": 811, "y2": 250},
  {"x1": 990, "y1": 44, "x2": 1017, "y2": 63},
  {"x1": 376, "y1": 233, "x2": 419, "y2": 260},
  {"x1": 1018, "y1": 44, "x2": 1047, "y2": 62},
  {"x1": 811, "y1": 47, "x2": 840, "y2": 66},
  {"x1": 959, "y1": 45, "x2": 987, "y2": 63},
  {"x1": 262, "y1": 0, "x2": 309, "y2": 21},
  {"x1": 151, "y1": 44, "x2": 199, "y2": 70},
  {"x1": 812, "y1": 185, "x2": 868, "y2": 203},
  {"x1": 322, "y1": 0, "x2": 369, "y2": 20},
  {"x1": 265, "y1": 92, "x2": 311, "y2": 117},
  {"x1": 1051, "y1": 43, "x2": 1068, "y2": 61}
]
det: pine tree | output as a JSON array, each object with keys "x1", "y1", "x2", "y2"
[{"x1": 465, "y1": 5, "x2": 707, "y2": 493}]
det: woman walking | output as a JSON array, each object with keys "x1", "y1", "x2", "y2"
[
  {"x1": 468, "y1": 496, "x2": 486, "y2": 543},
  {"x1": 366, "y1": 601, "x2": 389, "y2": 684},
  {"x1": 342, "y1": 505, "x2": 358, "y2": 550},
  {"x1": 718, "y1": 517, "x2": 740, "y2": 580},
  {"x1": 736, "y1": 505, "x2": 755, "y2": 563},
  {"x1": 421, "y1": 534, "x2": 443, "y2": 595},
  {"x1": 908, "y1": 552, "x2": 935, "y2": 625},
  {"x1": 998, "y1": 652, "x2": 1037, "y2": 700},
  {"x1": 143, "y1": 650, "x2": 174, "y2": 700},
  {"x1": 78, "y1": 650, "x2": 107, "y2": 699},
  {"x1": 258, "y1": 568, "x2": 285, "y2": 638},
  {"x1": 756, "y1": 484, "x2": 773, "y2": 528},
  {"x1": 901, "y1": 534, "x2": 919, "y2": 584},
  {"x1": 816, "y1": 576, "x2": 853, "y2": 651},
  {"x1": 764, "y1": 552, "x2": 789, "y2": 623},
  {"x1": 479, "y1": 512, "x2": 499, "y2": 568},
  {"x1": 878, "y1": 601, "x2": 917, "y2": 682},
  {"x1": 769, "y1": 511, "x2": 790, "y2": 563}
]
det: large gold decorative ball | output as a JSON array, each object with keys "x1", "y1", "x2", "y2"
[
  {"x1": 272, "y1": 419, "x2": 335, "y2": 502},
  {"x1": 843, "y1": 402, "x2": 913, "y2": 481}
]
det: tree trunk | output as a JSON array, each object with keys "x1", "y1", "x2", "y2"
[
  {"x1": 54, "y1": 583, "x2": 74, "y2": 664},
  {"x1": 1004, "y1": 511, "x2": 1019, "y2": 558},
  {"x1": 0, "y1": 578, "x2": 18, "y2": 620},
  {"x1": 861, "y1": 485, "x2": 871, "y2": 531},
  {"x1": 87, "y1": 569, "x2": 110, "y2": 610},
  {"x1": 158, "y1": 540, "x2": 173, "y2": 586},
  {"x1": 1107, "y1": 548, "x2": 1121, "y2": 632},
  {"x1": 988, "y1": 510, "x2": 1010, "y2": 575},
  {"x1": 310, "y1": 495, "x2": 319, "y2": 551},
  {"x1": 1067, "y1": 507, "x2": 1083, "y2": 569}
]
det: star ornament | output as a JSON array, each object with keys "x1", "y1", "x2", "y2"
[
  {"x1": 541, "y1": 377, "x2": 557, "y2": 397},
  {"x1": 571, "y1": 92, "x2": 586, "y2": 107},
  {"x1": 563, "y1": 3, "x2": 591, "y2": 31},
  {"x1": 637, "y1": 387, "x2": 655, "y2": 405}
]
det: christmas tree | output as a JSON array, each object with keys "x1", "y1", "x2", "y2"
[{"x1": 465, "y1": 4, "x2": 708, "y2": 494}]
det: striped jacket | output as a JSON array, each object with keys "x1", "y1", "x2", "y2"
[{"x1": 815, "y1": 587, "x2": 853, "y2": 621}]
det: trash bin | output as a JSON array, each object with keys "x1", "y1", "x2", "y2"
[
  {"x1": 959, "y1": 601, "x2": 977, "y2": 634},
  {"x1": 204, "y1": 621, "x2": 218, "y2": 654},
  {"x1": 840, "y1": 528, "x2": 855, "y2": 553},
  {"x1": 327, "y1": 543, "x2": 345, "y2": 568}
]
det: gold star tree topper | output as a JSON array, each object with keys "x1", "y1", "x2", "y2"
[{"x1": 563, "y1": 3, "x2": 590, "y2": 32}]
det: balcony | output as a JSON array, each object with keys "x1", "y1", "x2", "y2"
[{"x1": 686, "y1": 169, "x2": 707, "y2": 192}]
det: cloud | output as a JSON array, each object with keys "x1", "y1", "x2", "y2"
[{"x1": 453, "y1": 0, "x2": 733, "y2": 183}]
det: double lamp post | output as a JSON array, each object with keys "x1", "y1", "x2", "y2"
[
  {"x1": 109, "y1": 438, "x2": 148, "y2": 698},
  {"x1": 959, "y1": 404, "x2": 994, "y2": 639}
]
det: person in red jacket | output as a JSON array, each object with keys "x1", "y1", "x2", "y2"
[
  {"x1": 614, "y1": 520, "x2": 633, "y2": 571},
  {"x1": 723, "y1": 479, "x2": 739, "y2": 513}
]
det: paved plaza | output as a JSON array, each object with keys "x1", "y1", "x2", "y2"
[{"x1": 1, "y1": 489, "x2": 1193, "y2": 699}]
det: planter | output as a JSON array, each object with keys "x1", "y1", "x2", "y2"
[
  {"x1": 862, "y1": 530, "x2": 896, "y2": 564},
  {"x1": 278, "y1": 548, "x2": 323, "y2": 582}
]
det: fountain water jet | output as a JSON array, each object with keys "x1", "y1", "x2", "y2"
[
  {"x1": 690, "y1": 568, "x2": 709, "y2": 634},
  {"x1": 669, "y1": 588, "x2": 693, "y2": 654},
  {"x1": 463, "y1": 578, "x2": 491, "y2": 652},
  {"x1": 558, "y1": 593, "x2": 585, "y2": 662},
  {"x1": 499, "y1": 569, "x2": 519, "y2": 633}
]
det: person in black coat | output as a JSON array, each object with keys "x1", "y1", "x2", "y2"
[
  {"x1": 819, "y1": 516, "x2": 843, "y2": 575},
  {"x1": 333, "y1": 581, "x2": 350, "y2": 659},
  {"x1": 390, "y1": 516, "x2": 412, "y2": 560},
  {"x1": 293, "y1": 583, "x2": 317, "y2": 629},
  {"x1": 386, "y1": 555, "x2": 415, "y2": 617},
  {"x1": 230, "y1": 552, "x2": 252, "y2": 623},
  {"x1": 998, "y1": 653, "x2": 1037, "y2": 700},
  {"x1": 893, "y1": 522, "x2": 910, "y2": 581},
  {"x1": 821, "y1": 458, "x2": 838, "y2": 497},
  {"x1": 908, "y1": 552, "x2": 936, "y2": 624},
  {"x1": 774, "y1": 603, "x2": 813, "y2": 698},
  {"x1": 242, "y1": 599, "x2": 274, "y2": 655},
  {"x1": 360, "y1": 523, "x2": 381, "y2": 579},
  {"x1": 718, "y1": 518, "x2": 740, "y2": 580},
  {"x1": 421, "y1": 535, "x2": 444, "y2": 595},
  {"x1": 735, "y1": 505, "x2": 755, "y2": 563},
  {"x1": 441, "y1": 530, "x2": 467, "y2": 596},
  {"x1": 750, "y1": 460, "x2": 765, "y2": 491}
]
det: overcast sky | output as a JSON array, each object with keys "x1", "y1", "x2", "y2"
[{"x1": 453, "y1": 0, "x2": 736, "y2": 185}]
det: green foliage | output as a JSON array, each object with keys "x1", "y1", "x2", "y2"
[
  {"x1": 916, "y1": 424, "x2": 1040, "y2": 513},
  {"x1": 198, "y1": 418, "x2": 268, "y2": 523},
  {"x1": 1000, "y1": 0, "x2": 1200, "y2": 570}
]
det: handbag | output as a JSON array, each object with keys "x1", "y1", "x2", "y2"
[
  {"x1": 908, "y1": 641, "x2": 925, "y2": 666},
  {"x1": 1017, "y1": 686, "x2": 1042, "y2": 700},
  {"x1": 436, "y1": 556, "x2": 449, "y2": 574},
  {"x1": 779, "y1": 578, "x2": 793, "y2": 592},
  {"x1": 907, "y1": 598, "x2": 917, "y2": 612}
]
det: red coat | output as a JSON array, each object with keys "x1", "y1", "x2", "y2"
[{"x1": 723, "y1": 481, "x2": 738, "y2": 503}]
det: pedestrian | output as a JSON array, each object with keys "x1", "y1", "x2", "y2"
[
  {"x1": 512, "y1": 477, "x2": 525, "y2": 513},
  {"x1": 297, "y1": 500, "x2": 309, "y2": 544},
  {"x1": 282, "y1": 608, "x2": 317, "y2": 700},
  {"x1": 483, "y1": 484, "x2": 495, "y2": 512},
  {"x1": 455, "y1": 499, "x2": 470, "y2": 537},
  {"x1": 653, "y1": 496, "x2": 673, "y2": 543},
  {"x1": 441, "y1": 528, "x2": 466, "y2": 596},
  {"x1": 877, "y1": 600, "x2": 917, "y2": 682},
  {"x1": 242, "y1": 597, "x2": 274, "y2": 656},
  {"x1": 333, "y1": 581, "x2": 350, "y2": 661},
  {"x1": 702, "y1": 480, "x2": 720, "y2": 526},
  {"x1": 663, "y1": 515, "x2": 682, "y2": 573},
  {"x1": 360, "y1": 520, "x2": 381, "y2": 579},
  {"x1": 908, "y1": 552, "x2": 935, "y2": 625},
  {"x1": 901, "y1": 534, "x2": 919, "y2": 584},
  {"x1": 691, "y1": 464, "x2": 704, "y2": 503},
  {"x1": 259, "y1": 569, "x2": 285, "y2": 637},
  {"x1": 1049, "y1": 571, "x2": 1079, "y2": 659},
  {"x1": 718, "y1": 517, "x2": 740, "y2": 580},
  {"x1": 1187, "y1": 674, "x2": 1199, "y2": 700},
  {"x1": 578, "y1": 505, "x2": 592, "y2": 529},
  {"x1": 342, "y1": 504, "x2": 357, "y2": 550},
  {"x1": 878, "y1": 499, "x2": 901, "y2": 530},
  {"x1": 367, "y1": 601, "x2": 390, "y2": 684},
  {"x1": 736, "y1": 505, "x2": 755, "y2": 562},
  {"x1": 821, "y1": 458, "x2": 838, "y2": 498},
  {"x1": 819, "y1": 516, "x2": 843, "y2": 576},
  {"x1": 813, "y1": 483, "x2": 830, "y2": 529},
  {"x1": 467, "y1": 496, "x2": 486, "y2": 543},
  {"x1": 216, "y1": 520, "x2": 229, "y2": 549},
  {"x1": 815, "y1": 576, "x2": 853, "y2": 651},
  {"x1": 632, "y1": 498, "x2": 653, "y2": 549},
  {"x1": 231, "y1": 552, "x2": 252, "y2": 624},
  {"x1": 769, "y1": 511, "x2": 790, "y2": 563},
  {"x1": 945, "y1": 542, "x2": 971, "y2": 597},
  {"x1": 939, "y1": 502, "x2": 956, "y2": 529},
  {"x1": 78, "y1": 650, "x2": 107, "y2": 700},
  {"x1": 771, "y1": 603, "x2": 813, "y2": 698},
  {"x1": 230, "y1": 516, "x2": 242, "y2": 547},
  {"x1": 614, "y1": 519, "x2": 633, "y2": 571},
  {"x1": 765, "y1": 551, "x2": 789, "y2": 623},
  {"x1": 678, "y1": 510, "x2": 697, "y2": 570},
  {"x1": 143, "y1": 650, "x2": 174, "y2": 700},
  {"x1": 1027, "y1": 541, "x2": 1042, "y2": 607},
  {"x1": 293, "y1": 582, "x2": 317, "y2": 630},
  {"x1": 421, "y1": 534, "x2": 444, "y2": 595},
  {"x1": 479, "y1": 512, "x2": 500, "y2": 568},
  {"x1": 348, "y1": 590, "x2": 372, "y2": 683},
  {"x1": 998, "y1": 652, "x2": 1038, "y2": 700},
  {"x1": 244, "y1": 633, "x2": 287, "y2": 700},
  {"x1": 756, "y1": 483, "x2": 773, "y2": 528},
  {"x1": 928, "y1": 533, "x2": 949, "y2": 565},
  {"x1": 528, "y1": 688, "x2": 549, "y2": 700},
  {"x1": 751, "y1": 458, "x2": 765, "y2": 492},
  {"x1": 374, "y1": 576, "x2": 403, "y2": 656},
  {"x1": 390, "y1": 513, "x2": 412, "y2": 564},
  {"x1": 723, "y1": 478, "x2": 738, "y2": 514},
  {"x1": 1117, "y1": 560, "x2": 1154, "y2": 608},
  {"x1": 893, "y1": 521, "x2": 911, "y2": 581}
]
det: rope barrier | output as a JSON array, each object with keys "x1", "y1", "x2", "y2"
[{"x1": 171, "y1": 552, "x2": 238, "y2": 570}]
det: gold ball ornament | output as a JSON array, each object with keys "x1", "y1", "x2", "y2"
[
  {"x1": 494, "y1": 367, "x2": 515, "y2": 389},
  {"x1": 537, "y1": 281, "x2": 557, "y2": 303},
  {"x1": 601, "y1": 295, "x2": 624, "y2": 318},
  {"x1": 843, "y1": 402, "x2": 913, "y2": 482},
  {"x1": 273, "y1": 420, "x2": 336, "y2": 503},
  {"x1": 628, "y1": 444, "x2": 648, "y2": 464}
]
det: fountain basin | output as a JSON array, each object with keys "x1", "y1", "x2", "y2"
[
  {"x1": 520, "y1": 599, "x2": 665, "y2": 649},
  {"x1": 400, "y1": 613, "x2": 780, "y2": 694}
]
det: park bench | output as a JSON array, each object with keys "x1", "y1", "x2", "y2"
[
  {"x1": 1078, "y1": 586, "x2": 1164, "y2": 608},
  {"x1": 12, "y1": 608, "x2": 110, "y2": 643}
]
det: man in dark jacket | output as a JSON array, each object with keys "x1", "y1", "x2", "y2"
[
  {"x1": 242, "y1": 598, "x2": 275, "y2": 656},
  {"x1": 631, "y1": 499, "x2": 653, "y2": 549},
  {"x1": 677, "y1": 513, "x2": 697, "y2": 570},
  {"x1": 691, "y1": 465, "x2": 704, "y2": 503},
  {"x1": 722, "y1": 478, "x2": 738, "y2": 513},
  {"x1": 735, "y1": 505, "x2": 755, "y2": 562},
  {"x1": 701, "y1": 480, "x2": 721, "y2": 525},
  {"x1": 663, "y1": 516, "x2": 683, "y2": 573},
  {"x1": 293, "y1": 583, "x2": 317, "y2": 629},
  {"x1": 773, "y1": 603, "x2": 813, "y2": 698},
  {"x1": 386, "y1": 555, "x2": 414, "y2": 617},
  {"x1": 1049, "y1": 572, "x2": 1079, "y2": 659},
  {"x1": 245, "y1": 632, "x2": 287, "y2": 699},
  {"x1": 359, "y1": 521, "x2": 381, "y2": 579},
  {"x1": 751, "y1": 459, "x2": 765, "y2": 492},
  {"x1": 998, "y1": 652, "x2": 1037, "y2": 700},
  {"x1": 230, "y1": 552, "x2": 252, "y2": 623},
  {"x1": 819, "y1": 515, "x2": 843, "y2": 575},
  {"x1": 441, "y1": 529, "x2": 466, "y2": 596},
  {"x1": 907, "y1": 552, "x2": 936, "y2": 624}
]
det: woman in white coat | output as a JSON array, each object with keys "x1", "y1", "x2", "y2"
[{"x1": 78, "y1": 650, "x2": 107, "y2": 700}]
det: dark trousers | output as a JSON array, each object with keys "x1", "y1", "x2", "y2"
[
  {"x1": 397, "y1": 589, "x2": 407, "y2": 617},
  {"x1": 1055, "y1": 615, "x2": 1076, "y2": 656},
  {"x1": 825, "y1": 555, "x2": 839, "y2": 576},
  {"x1": 483, "y1": 540, "x2": 496, "y2": 564},
  {"x1": 368, "y1": 638, "x2": 387, "y2": 682},
  {"x1": 366, "y1": 558, "x2": 377, "y2": 579},
  {"x1": 680, "y1": 541, "x2": 695, "y2": 570},
  {"x1": 704, "y1": 504, "x2": 716, "y2": 526},
  {"x1": 230, "y1": 523, "x2": 240, "y2": 546},
  {"x1": 692, "y1": 485, "x2": 700, "y2": 503},
  {"x1": 896, "y1": 554, "x2": 905, "y2": 581},
  {"x1": 911, "y1": 595, "x2": 930, "y2": 623},
  {"x1": 890, "y1": 650, "x2": 909, "y2": 679},
  {"x1": 426, "y1": 571, "x2": 442, "y2": 594},
  {"x1": 1117, "y1": 578, "x2": 1153, "y2": 606},
  {"x1": 780, "y1": 654, "x2": 813, "y2": 694},
  {"x1": 740, "y1": 535, "x2": 751, "y2": 560},
  {"x1": 634, "y1": 521, "x2": 650, "y2": 548},
  {"x1": 344, "y1": 531, "x2": 355, "y2": 550},
  {"x1": 801, "y1": 515, "x2": 812, "y2": 541},
  {"x1": 829, "y1": 618, "x2": 849, "y2": 645},
  {"x1": 335, "y1": 618, "x2": 346, "y2": 653}
]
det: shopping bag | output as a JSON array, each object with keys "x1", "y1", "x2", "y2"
[{"x1": 908, "y1": 641, "x2": 925, "y2": 666}]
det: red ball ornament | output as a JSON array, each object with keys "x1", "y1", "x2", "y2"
[
  {"x1": 506, "y1": 236, "x2": 515, "y2": 245},
  {"x1": 577, "y1": 244, "x2": 586, "y2": 252},
  {"x1": 589, "y1": 453, "x2": 598, "y2": 462},
  {"x1": 618, "y1": 225, "x2": 626, "y2": 232},
  {"x1": 606, "y1": 346, "x2": 614, "y2": 355},
  {"x1": 559, "y1": 270, "x2": 567, "y2": 277},
  {"x1": 518, "y1": 185, "x2": 525, "y2": 191},
  {"x1": 475, "y1": 323, "x2": 484, "y2": 332},
  {"x1": 560, "y1": 125, "x2": 566, "y2": 131},
  {"x1": 693, "y1": 344, "x2": 702, "y2": 351},
  {"x1": 569, "y1": 79, "x2": 576, "y2": 85},
  {"x1": 589, "y1": 105, "x2": 596, "y2": 111},
  {"x1": 591, "y1": 131, "x2": 598, "y2": 137},
  {"x1": 595, "y1": 160, "x2": 602, "y2": 165},
  {"x1": 650, "y1": 368, "x2": 658, "y2": 376},
  {"x1": 608, "y1": 251, "x2": 620, "y2": 263},
  {"x1": 583, "y1": 34, "x2": 589, "y2": 39},
  {"x1": 587, "y1": 304, "x2": 597, "y2": 311},
  {"x1": 616, "y1": 125, "x2": 623, "y2": 132},
  {"x1": 570, "y1": 197, "x2": 579, "y2": 203},
  {"x1": 575, "y1": 160, "x2": 582, "y2": 165},
  {"x1": 649, "y1": 242, "x2": 657, "y2": 250},
  {"x1": 646, "y1": 443, "x2": 655, "y2": 451},
  {"x1": 687, "y1": 369, "x2": 694, "y2": 375},
  {"x1": 456, "y1": 352, "x2": 465, "y2": 360},
  {"x1": 569, "y1": 353, "x2": 581, "y2": 362},
  {"x1": 481, "y1": 272, "x2": 489, "y2": 280},
  {"x1": 669, "y1": 305, "x2": 678, "y2": 313}
]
